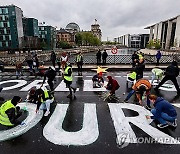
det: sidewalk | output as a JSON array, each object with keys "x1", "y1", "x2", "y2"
[{"x1": 3, "y1": 64, "x2": 169, "y2": 72}]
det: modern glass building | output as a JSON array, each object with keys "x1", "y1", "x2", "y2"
[
  {"x1": 38, "y1": 25, "x2": 56, "y2": 50},
  {"x1": 0, "y1": 5, "x2": 24, "y2": 51}
]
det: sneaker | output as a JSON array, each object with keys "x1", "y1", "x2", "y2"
[
  {"x1": 44, "y1": 111, "x2": 50, "y2": 116},
  {"x1": 124, "y1": 99, "x2": 128, "y2": 103},
  {"x1": 157, "y1": 123, "x2": 168, "y2": 128},
  {"x1": 168, "y1": 119, "x2": 177, "y2": 127},
  {"x1": 145, "y1": 105, "x2": 151, "y2": 110}
]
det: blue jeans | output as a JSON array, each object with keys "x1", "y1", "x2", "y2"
[
  {"x1": 151, "y1": 109, "x2": 177, "y2": 124},
  {"x1": 125, "y1": 90, "x2": 151, "y2": 107}
]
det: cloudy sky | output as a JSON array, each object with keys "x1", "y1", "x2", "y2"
[{"x1": 1, "y1": 0, "x2": 180, "y2": 41}]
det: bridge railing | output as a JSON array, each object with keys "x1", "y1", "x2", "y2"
[{"x1": 0, "y1": 53, "x2": 180, "y2": 65}]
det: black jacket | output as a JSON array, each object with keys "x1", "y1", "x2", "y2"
[{"x1": 165, "y1": 64, "x2": 179, "y2": 77}]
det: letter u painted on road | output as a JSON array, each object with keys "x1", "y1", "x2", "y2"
[{"x1": 43, "y1": 104, "x2": 99, "y2": 145}]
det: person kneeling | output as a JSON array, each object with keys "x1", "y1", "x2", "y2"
[
  {"x1": 146, "y1": 94, "x2": 177, "y2": 129},
  {"x1": 92, "y1": 72, "x2": 104, "y2": 88},
  {"x1": 105, "y1": 76, "x2": 120, "y2": 96},
  {"x1": 35, "y1": 88, "x2": 54, "y2": 116},
  {"x1": 0, "y1": 96, "x2": 23, "y2": 128}
]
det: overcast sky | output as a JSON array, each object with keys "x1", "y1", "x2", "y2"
[{"x1": 1, "y1": 0, "x2": 180, "y2": 41}]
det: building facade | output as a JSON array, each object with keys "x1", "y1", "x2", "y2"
[
  {"x1": 23, "y1": 17, "x2": 39, "y2": 50},
  {"x1": 0, "y1": 5, "x2": 24, "y2": 51},
  {"x1": 91, "y1": 23, "x2": 102, "y2": 41},
  {"x1": 145, "y1": 15, "x2": 180, "y2": 50},
  {"x1": 56, "y1": 28, "x2": 75, "y2": 45},
  {"x1": 115, "y1": 34, "x2": 149, "y2": 48},
  {"x1": 38, "y1": 25, "x2": 56, "y2": 50}
]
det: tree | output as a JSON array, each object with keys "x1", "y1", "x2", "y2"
[{"x1": 58, "y1": 41, "x2": 72, "y2": 49}]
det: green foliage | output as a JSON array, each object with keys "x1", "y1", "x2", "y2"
[
  {"x1": 147, "y1": 39, "x2": 161, "y2": 49},
  {"x1": 75, "y1": 32, "x2": 101, "y2": 46},
  {"x1": 57, "y1": 41, "x2": 72, "y2": 49},
  {"x1": 40, "y1": 41, "x2": 48, "y2": 50}
]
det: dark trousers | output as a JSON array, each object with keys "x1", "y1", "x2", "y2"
[
  {"x1": 65, "y1": 80, "x2": 73, "y2": 95},
  {"x1": 156, "y1": 58, "x2": 160, "y2": 66},
  {"x1": 77, "y1": 62, "x2": 83, "y2": 74},
  {"x1": 97, "y1": 58, "x2": 101, "y2": 65},
  {"x1": 48, "y1": 79, "x2": 54, "y2": 91},
  {"x1": 102, "y1": 59, "x2": 106, "y2": 65},
  {"x1": 136, "y1": 74, "x2": 143, "y2": 80},
  {"x1": 52, "y1": 60, "x2": 56, "y2": 68},
  {"x1": 157, "y1": 75, "x2": 180, "y2": 92}
]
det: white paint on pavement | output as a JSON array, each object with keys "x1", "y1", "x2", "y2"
[
  {"x1": 20, "y1": 80, "x2": 48, "y2": 91},
  {"x1": 0, "y1": 103, "x2": 43, "y2": 142},
  {"x1": 0, "y1": 80, "x2": 27, "y2": 91},
  {"x1": 150, "y1": 80, "x2": 177, "y2": 91},
  {"x1": 83, "y1": 80, "x2": 107, "y2": 91},
  {"x1": 173, "y1": 103, "x2": 180, "y2": 108},
  {"x1": 109, "y1": 103, "x2": 180, "y2": 145},
  {"x1": 43, "y1": 104, "x2": 99, "y2": 146},
  {"x1": 54, "y1": 81, "x2": 79, "y2": 91}
]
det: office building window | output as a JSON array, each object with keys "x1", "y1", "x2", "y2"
[
  {"x1": 4, "y1": 22, "x2": 8, "y2": 28},
  {"x1": 0, "y1": 42, "x2": 2, "y2": 47},
  {"x1": 0, "y1": 8, "x2": 2, "y2": 14},
  {"x1": 0, "y1": 16, "x2": 3, "y2": 21},
  {"x1": 6, "y1": 29, "x2": 10, "y2": 34},
  {"x1": 0, "y1": 36, "x2": 3, "y2": 41},
  {"x1": 0, "y1": 29, "x2": 3, "y2": 34},
  {"x1": 5, "y1": 15, "x2": 9, "y2": 21},
  {"x1": 6, "y1": 41, "x2": 8, "y2": 47},
  {"x1": 3, "y1": 35, "x2": 5, "y2": 41},
  {"x1": 2, "y1": 42, "x2": 6, "y2": 47},
  {"x1": 5, "y1": 35, "x2": 9, "y2": 41},
  {"x1": 0, "y1": 22, "x2": 3, "y2": 28}
]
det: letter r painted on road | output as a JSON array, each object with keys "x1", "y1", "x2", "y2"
[{"x1": 108, "y1": 103, "x2": 180, "y2": 146}]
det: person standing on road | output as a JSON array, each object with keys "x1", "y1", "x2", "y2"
[
  {"x1": 96, "y1": 50, "x2": 102, "y2": 65},
  {"x1": 124, "y1": 78, "x2": 152, "y2": 109},
  {"x1": 41, "y1": 66, "x2": 56, "y2": 92},
  {"x1": 61, "y1": 52, "x2": 68, "y2": 72},
  {"x1": 146, "y1": 94, "x2": 177, "y2": 128},
  {"x1": 135, "y1": 58, "x2": 145, "y2": 80},
  {"x1": 63, "y1": 63, "x2": 76, "y2": 98},
  {"x1": 26, "y1": 53, "x2": 33, "y2": 75},
  {"x1": 15, "y1": 61, "x2": 23, "y2": 79},
  {"x1": 102, "y1": 50, "x2": 108, "y2": 65},
  {"x1": 0, "y1": 96, "x2": 23, "y2": 127},
  {"x1": 76, "y1": 52, "x2": 83, "y2": 76},
  {"x1": 50, "y1": 51, "x2": 56, "y2": 68},
  {"x1": 154, "y1": 61, "x2": 180, "y2": 95},
  {"x1": 156, "y1": 50, "x2": 162, "y2": 66},
  {"x1": 132, "y1": 51, "x2": 139, "y2": 67}
]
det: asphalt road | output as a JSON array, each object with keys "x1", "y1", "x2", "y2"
[{"x1": 0, "y1": 71, "x2": 180, "y2": 154}]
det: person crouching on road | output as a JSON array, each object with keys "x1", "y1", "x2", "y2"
[
  {"x1": 146, "y1": 94, "x2": 177, "y2": 129},
  {"x1": 35, "y1": 88, "x2": 54, "y2": 116},
  {"x1": 105, "y1": 76, "x2": 120, "y2": 96},
  {"x1": 63, "y1": 63, "x2": 76, "y2": 98},
  {"x1": 92, "y1": 72, "x2": 104, "y2": 88},
  {"x1": 26, "y1": 87, "x2": 37, "y2": 104},
  {"x1": 124, "y1": 78, "x2": 151, "y2": 109},
  {"x1": 0, "y1": 96, "x2": 23, "y2": 128}
]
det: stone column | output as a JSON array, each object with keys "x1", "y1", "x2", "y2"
[
  {"x1": 149, "y1": 26, "x2": 154, "y2": 41},
  {"x1": 174, "y1": 16, "x2": 180, "y2": 48},
  {"x1": 165, "y1": 20, "x2": 173, "y2": 49}
]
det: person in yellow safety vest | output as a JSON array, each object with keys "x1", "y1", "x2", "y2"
[
  {"x1": 35, "y1": 88, "x2": 54, "y2": 116},
  {"x1": 151, "y1": 67, "x2": 164, "y2": 84},
  {"x1": 0, "y1": 96, "x2": 22, "y2": 127},
  {"x1": 76, "y1": 52, "x2": 83, "y2": 76},
  {"x1": 64, "y1": 63, "x2": 77, "y2": 98},
  {"x1": 138, "y1": 52, "x2": 144, "y2": 60},
  {"x1": 128, "y1": 71, "x2": 137, "y2": 82}
]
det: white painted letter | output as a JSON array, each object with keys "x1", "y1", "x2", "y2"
[
  {"x1": 20, "y1": 80, "x2": 48, "y2": 91},
  {"x1": 108, "y1": 103, "x2": 180, "y2": 146},
  {"x1": 0, "y1": 80, "x2": 27, "y2": 91},
  {"x1": 43, "y1": 104, "x2": 99, "y2": 145}
]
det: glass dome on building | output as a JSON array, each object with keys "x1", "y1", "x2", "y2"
[{"x1": 65, "y1": 22, "x2": 80, "y2": 33}]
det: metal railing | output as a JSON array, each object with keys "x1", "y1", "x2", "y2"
[{"x1": 0, "y1": 53, "x2": 180, "y2": 65}]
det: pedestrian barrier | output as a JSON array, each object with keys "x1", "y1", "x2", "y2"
[{"x1": 0, "y1": 53, "x2": 180, "y2": 65}]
